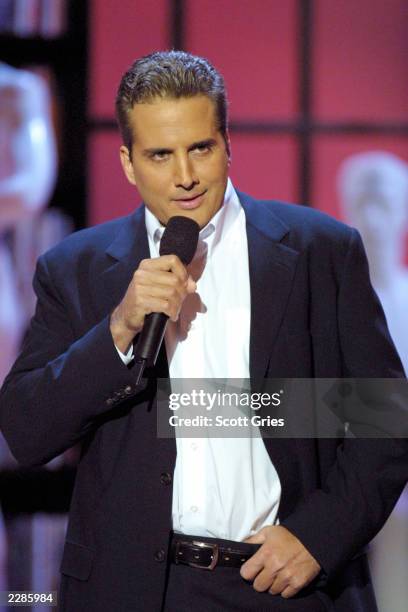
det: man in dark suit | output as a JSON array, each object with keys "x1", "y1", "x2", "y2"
[{"x1": 0, "y1": 51, "x2": 407, "y2": 611}]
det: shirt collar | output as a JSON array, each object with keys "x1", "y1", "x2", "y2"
[{"x1": 144, "y1": 178, "x2": 241, "y2": 258}]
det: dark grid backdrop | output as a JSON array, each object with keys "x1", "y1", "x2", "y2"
[{"x1": 88, "y1": 0, "x2": 408, "y2": 228}]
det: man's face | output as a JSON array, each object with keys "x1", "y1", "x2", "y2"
[{"x1": 119, "y1": 95, "x2": 230, "y2": 228}]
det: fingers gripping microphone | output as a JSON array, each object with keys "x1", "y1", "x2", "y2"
[{"x1": 134, "y1": 216, "x2": 199, "y2": 383}]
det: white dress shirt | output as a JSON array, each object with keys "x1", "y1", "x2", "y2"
[{"x1": 143, "y1": 179, "x2": 282, "y2": 541}]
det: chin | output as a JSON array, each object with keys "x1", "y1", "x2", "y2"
[
  {"x1": 173, "y1": 210, "x2": 208, "y2": 229},
  {"x1": 193, "y1": 213, "x2": 213, "y2": 229}
]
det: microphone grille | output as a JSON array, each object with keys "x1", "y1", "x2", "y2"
[{"x1": 160, "y1": 216, "x2": 200, "y2": 265}]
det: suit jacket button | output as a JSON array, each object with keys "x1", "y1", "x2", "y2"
[
  {"x1": 106, "y1": 398, "x2": 114, "y2": 406},
  {"x1": 160, "y1": 472, "x2": 172, "y2": 485},
  {"x1": 154, "y1": 549, "x2": 165, "y2": 562},
  {"x1": 124, "y1": 385, "x2": 132, "y2": 395}
]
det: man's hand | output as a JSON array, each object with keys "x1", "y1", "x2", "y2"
[
  {"x1": 110, "y1": 255, "x2": 196, "y2": 352},
  {"x1": 240, "y1": 525, "x2": 321, "y2": 598}
]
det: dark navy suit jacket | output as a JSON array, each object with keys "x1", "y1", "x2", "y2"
[{"x1": 1, "y1": 192, "x2": 406, "y2": 611}]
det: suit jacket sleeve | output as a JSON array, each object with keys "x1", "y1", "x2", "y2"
[
  {"x1": 281, "y1": 229, "x2": 408, "y2": 580},
  {"x1": 0, "y1": 252, "x2": 144, "y2": 467}
]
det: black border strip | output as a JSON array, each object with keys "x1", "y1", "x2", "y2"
[
  {"x1": 299, "y1": 0, "x2": 313, "y2": 204},
  {"x1": 170, "y1": 0, "x2": 185, "y2": 50},
  {"x1": 88, "y1": 118, "x2": 408, "y2": 135}
]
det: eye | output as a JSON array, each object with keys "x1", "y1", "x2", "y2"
[
  {"x1": 192, "y1": 143, "x2": 212, "y2": 155},
  {"x1": 150, "y1": 151, "x2": 170, "y2": 161}
]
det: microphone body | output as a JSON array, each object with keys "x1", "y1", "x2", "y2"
[
  {"x1": 134, "y1": 312, "x2": 168, "y2": 367},
  {"x1": 133, "y1": 216, "x2": 199, "y2": 380}
]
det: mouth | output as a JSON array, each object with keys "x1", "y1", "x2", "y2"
[{"x1": 173, "y1": 191, "x2": 206, "y2": 210}]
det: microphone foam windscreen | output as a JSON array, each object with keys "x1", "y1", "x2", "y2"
[{"x1": 159, "y1": 216, "x2": 200, "y2": 265}]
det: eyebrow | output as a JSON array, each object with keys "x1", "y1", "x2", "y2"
[
  {"x1": 188, "y1": 138, "x2": 217, "y2": 151},
  {"x1": 142, "y1": 138, "x2": 217, "y2": 157}
]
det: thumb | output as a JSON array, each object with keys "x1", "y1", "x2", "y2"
[
  {"x1": 244, "y1": 527, "x2": 268, "y2": 544},
  {"x1": 186, "y1": 275, "x2": 197, "y2": 293}
]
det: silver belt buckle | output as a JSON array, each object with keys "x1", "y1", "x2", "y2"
[{"x1": 176, "y1": 540, "x2": 219, "y2": 570}]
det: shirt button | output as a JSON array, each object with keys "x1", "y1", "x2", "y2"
[
  {"x1": 154, "y1": 549, "x2": 165, "y2": 563},
  {"x1": 160, "y1": 472, "x2": 172, "y2": 485},
  {"x1": 190, "y1": 505, "x2": 198, "y2": 513},
  {"x1": 191, "y1": 442, "x2": 197, "y2": 450}
]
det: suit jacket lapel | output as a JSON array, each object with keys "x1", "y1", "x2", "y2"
[
  {"x1": 97, "y1": 205, "x2": 170, "y2": 378},
  {"x1": 96, "y1": 205, "x2": 150, "y2": 320},
  {"x1": 239, "y1": 193, "x2": 309, "y2": 518},
  {"x1": 95, "y1": 194, "x2": 299, "y2": 382},
  {"x1": 238, "y1": 192, "x2": 299, "y2": 382}
]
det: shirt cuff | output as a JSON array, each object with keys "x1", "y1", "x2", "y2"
[{"x1": 115, "y1": 343, "x2": 134, "y2": 365}]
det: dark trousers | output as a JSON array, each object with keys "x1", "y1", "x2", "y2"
[{"x1": 162, "y1": 537, "x2": 332, "y2": 612}]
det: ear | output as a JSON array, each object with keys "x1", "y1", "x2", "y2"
[{"x1": 119, "y1": 145, "x2": 137, "y2": 186}]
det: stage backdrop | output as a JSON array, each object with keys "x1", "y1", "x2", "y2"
[{"x1": 88, "y1": 0, "x2": 408, "y2": 231}]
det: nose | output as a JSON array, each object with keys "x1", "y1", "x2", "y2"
[{"x1": 174, "y1": 154, "x2": 198, "y2": 190}]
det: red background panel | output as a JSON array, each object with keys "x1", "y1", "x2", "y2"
[
  {"x1": 230, "y1": 133, "x2": 297, "y2": 202},
  {"x1": 185, "y1": 0, "x2": 297, "y2": 120},
  {"x1": 88, "y1": 132, "x2": 142, "y2": 226},
  {"x1": 89, "y1": 0, "x2": 168, "y2": 118},
  {"x1": 313, "y1": 0, "x2": 408, "y2": 121},
  {"x1": 312, "y1": 136, "x2": 408, "y2": 221}
]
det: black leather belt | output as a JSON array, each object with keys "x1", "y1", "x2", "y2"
[{"x1": 170, "y1": 536, "x2": 259, "y2": 570}]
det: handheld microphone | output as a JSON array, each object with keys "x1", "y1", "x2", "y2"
[{"x1": 134, "y1": 216, "x2": 199, "y2": 383}]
